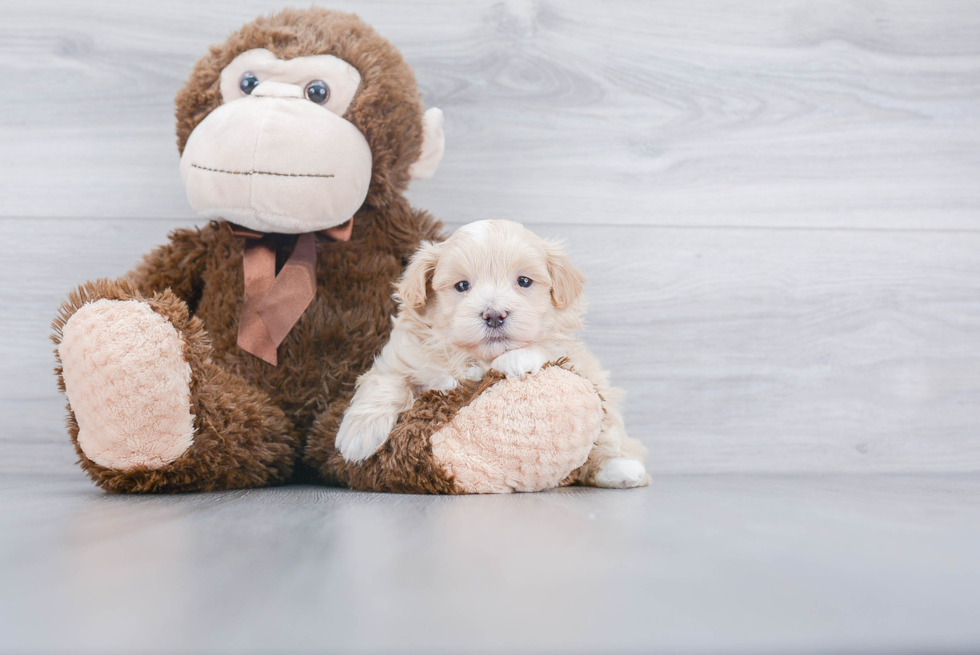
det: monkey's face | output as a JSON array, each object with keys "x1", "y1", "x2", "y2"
[
  {"x1": 180, "y1": 48, "x2": 371, "y2": 234},
  {"x1": 179, "y1": 47, "x2": 441, "y2": 234}
]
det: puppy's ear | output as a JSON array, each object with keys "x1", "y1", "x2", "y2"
[
  {"x1": 397, "y1": 241, "x2": 442, "y2": 310},
  {"x1": 544, "y1": 240, "x2": 587, "y2": 310}
]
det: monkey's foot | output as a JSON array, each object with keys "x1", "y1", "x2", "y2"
[{"x1": 59, "y1": 299, "x2": 195, "y2": 471}]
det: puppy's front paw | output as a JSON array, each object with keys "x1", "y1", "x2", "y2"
[
  {"x1": 336, "y1": 411, "x2": 398, "y2": 463},
  {"x1": 595, "y1": 458, "x2": 648, "y2": 489},
  {"x1": 490, "y1": 347, "x2": 549, "y2": 380}
]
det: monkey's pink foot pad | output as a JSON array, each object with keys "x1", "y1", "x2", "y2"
[
  {"x1": 431, "y1": 366, "x2": 602, "y2": 493},
  {"x1": 58, "y1": 299, "x2": 196, "y2": 471}
]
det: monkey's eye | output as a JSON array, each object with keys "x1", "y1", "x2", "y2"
[
  {"x1": 454, "y1": 281, "x2": 470, "y2": 293},
  {"x1": 239, "y1": 72, "x2": 260, "y2": 96},
  {"x1": 517, "y1": 276, "x2": 533, "y2": 288},
  {"x1": 305, "y1": 80, "x2": 330, "y2": 105}
]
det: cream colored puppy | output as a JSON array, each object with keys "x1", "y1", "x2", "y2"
[{"x1": 336, "y1": 220, "x2": 648, "y2": 488}]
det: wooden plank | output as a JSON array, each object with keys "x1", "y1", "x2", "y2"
[
  {"x1": 3, "y1": 217, "x2": 978, "y2": 474},
  {"x1": 2, "y1": 473, "x2": 980, "y2": 653},
  {"x1": 2, "y1": 1, "x2": 979, "y2": 228}
]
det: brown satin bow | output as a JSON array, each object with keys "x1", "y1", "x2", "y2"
[{"x1": 227, "y1": 219, "x2": 353, "y2": 365}]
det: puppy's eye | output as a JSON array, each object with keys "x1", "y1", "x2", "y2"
[
  {"x1": 240, "y1": 72, "x2": 260, "y2": 95},
  {"x1": 517, "y1": 276, "x2": 533, "y2": 288},
  {"x1": 454, "y1": 281, "x2": 470, "y2": 293}
]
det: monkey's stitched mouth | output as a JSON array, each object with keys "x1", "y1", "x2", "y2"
[{"x1": 191, "y1": 164, "x2": 334, "y2": 179}]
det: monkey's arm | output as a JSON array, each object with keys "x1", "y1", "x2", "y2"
[{"x1": 308, "y1": 363, "x2": 605, "y2": 494}]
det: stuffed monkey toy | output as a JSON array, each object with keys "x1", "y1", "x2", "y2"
[{"x1": 52, "y1": 8, "x2": 604, "y2": 494}]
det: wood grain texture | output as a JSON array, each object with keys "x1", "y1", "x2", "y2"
[
  {"x1": 3, "y1": 218, "x2": 978, "y2": 475},
  {"x1": 2, "y1": 3, "x2": 978, "y2": 473},
  {"x1": 3, "y1": 6, "x2": 980, "y2": 650},
  {"x1": 2, "y1": 0, "x2": 979, "y2": 228},
  {"x1": 2, "y1": 473, "x2": 980, "y2": 654}
]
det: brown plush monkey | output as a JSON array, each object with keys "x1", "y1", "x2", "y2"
[{"x1": 51, "y1": 8, "x2": 603, "y2": 494}]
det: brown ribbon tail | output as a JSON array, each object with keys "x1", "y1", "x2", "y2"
[
  {"x1": 231, "y1": 221, "x2": 330, "y2": 366},
  {"x1": 227, "y1": 223, "x2": 266, "y2": 240},
  {"x1": 255, "y1": 232, "x2": 318, "y2": 348},
  {"x1": 237, "y1": 236, "x2": 280, "y2": 365}
]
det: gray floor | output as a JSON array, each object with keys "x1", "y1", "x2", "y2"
[
  {"x1": 2, "y1": 473, "x2": 979, "y2": 654},
  {"x1": 3, "y1": 1, "x2": 980, "y2": 653}
]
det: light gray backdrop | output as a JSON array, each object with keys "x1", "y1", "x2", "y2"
[
  {"x1": 4, "y1": 4, "x2": 980, "y2": 654},
  {"x1": 2, "y1": 0, "x2": 979, "y2": 474}
]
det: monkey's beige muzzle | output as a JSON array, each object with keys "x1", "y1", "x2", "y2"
[{"x1": 179, "y1": 83, "x2": 373, "y2": 234}]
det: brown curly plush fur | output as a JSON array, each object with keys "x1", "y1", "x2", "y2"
[
  {"x1": 53, "y1": 204, "x2": 441, "y2": 493},
  {"x1": 53, "y1": 9, "x2": 444, "y2": 493},
  {"x1": 306, "y1": 361, "x2": 598, "y2": 494}
]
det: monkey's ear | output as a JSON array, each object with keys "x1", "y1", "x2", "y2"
[
  {"x1": 397, "y1": 240, "x2": 442, "y2": 309},
  {"x1": 544, "y1": 240, "x2": 587, "y2": 310},
  {"x1": 408, "y1": 108, "x2": 445, "y2": 180}
]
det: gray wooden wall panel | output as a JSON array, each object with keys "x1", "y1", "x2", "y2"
[
  {"x1": 2, "y1": 1, "x2": 979, "y2": 476},
  {"x1": 3, "y1": 218, "x2": 978, "y2": 474},
  {"x1": 2, "y1": 0, "x2": 979, "y2": 229}
]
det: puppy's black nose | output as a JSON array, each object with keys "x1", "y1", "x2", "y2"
[{"x1": 482, "y1": 309, "x2": 507, "y2": 329}]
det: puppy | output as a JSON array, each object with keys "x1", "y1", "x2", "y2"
[{"x1": 336, "y1": 219, "x2": 648, "y2": 488}]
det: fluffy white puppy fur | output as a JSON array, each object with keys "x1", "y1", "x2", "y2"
[{"x1": 336, "y1": 219, "x2": 648, "y2": 488}]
